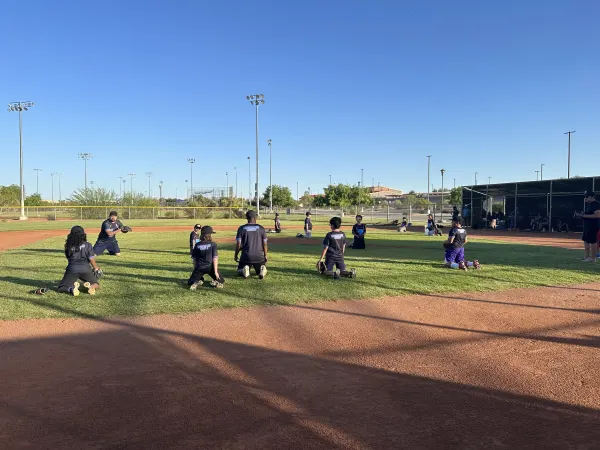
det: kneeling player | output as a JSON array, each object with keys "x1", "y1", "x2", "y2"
[
  {"x1": 444, "y1": 218, "x2": 481, "y2": 271},
  {"x1": 317, "y1": 217, "x2": 356, "y2": 279},
  {"x1": 58, "y1": 226, "x2": 102, "y2": 296},
  {"x1": 235, "y1": 210, "x2": 268, "y2": 279},
  {"x1": 189, "y1": 226, "x2": 225, "y2": 289}
]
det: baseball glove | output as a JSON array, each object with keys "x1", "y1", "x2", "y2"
[
  {"x1": 121, "y1": 226, "x2": 132, "y2": 233},
  {"x1": 316, "y1": 261, "x2": 326, "y2": 273},
  {"x1": 94, "y1": 268, "x2": 104, "y2": 279},
  {"x1": 443, "y1": 242, "x2": 452, "y2": 249}
]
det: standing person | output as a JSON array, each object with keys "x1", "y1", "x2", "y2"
[
  {"x1": 93, "y1": 211, "x2": 131, "y2": 256},
  {"x1": 235, "y1": 210, "x2": 268, "y2": 279},
  {"x1": 274, "y1": 213, "x2": 282, "y2": 233},
  {"x1": 189, "y1": 224, "x2": 202, "y2": 254},
  {"x1": 317, "y1": 216, "x2": 356, "y2": 279},
  {"x1": 188, "y1": 226, "x2": 225, "y2": 289},
  {"x1": 443, "y1": 218, "x2": 481, "y2": 270},
  {"x1": 425, "y1": 214, "x2": 440, "y2": 236},
  {"x1": 351, "y1": 215, "x2": 366, "y2": 249},
  {"x1": 304, "y1": 212, "x2": 313, "y2": 238},
  {"x1": 452, "y1": 206, "x2": 459, "y2": 221},
  {"x1": 579, "y1": 191, "x2": 600, "y2": 262},
  {"x1": 58, "y1": 226, "x2": 102, "y2": 296}
]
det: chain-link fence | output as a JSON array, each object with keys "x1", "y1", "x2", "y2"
[{"x1": 0, "y1": 204, "x2": 439, "y2": 224}]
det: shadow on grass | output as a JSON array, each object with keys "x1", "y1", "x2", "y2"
[{"x1": 1, "y1": 299, "x2": 599, "y2": 448}]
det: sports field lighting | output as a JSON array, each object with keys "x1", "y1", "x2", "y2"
[
  {"x1": 51, "y1": 172, "x2": 58, "y2": 203},
  {"x1": 226, "y1": 172, "x2": 229, "y2": 198},
  {"x1": 564, "y1": 130, "x2": 575, "y2": 179},
  {"x1": 78, "y1": 153, "x2": 93, "y2": 190},
  {"x1": 145, "y1": 172, "x2": 153, "y2": 197},
  {"x1": 475, "y1": 172, "x2": 478, "y2": 186},
  {"x1": 247, "y1": 156, "x2": 251, "y2": 205},
  {"x1": 118, "y1": 176, "x2": 124, "y2": 198},
  {"x1": 128, "y1": 173, "x2": 136, "y2": 203},
  {"x1": 8, "y1": 101, "x2": 34, "y2": 220},
  {"x1": 426, "y1": 155, "x2": 432, "y2": 213},
  {"x1": 440, "y1": 169, "x2": 446, "y2": 222},
  {"x1": 540, "y1": 164, "x2": 545, "y2": 181},
  {"x1": 247, "y1": 94, "x2": 265, "y2": 213},
  {"x1": 234, "y1": 167, "x2": 238, "y2": 200},
  {"x1": 535, "y1": 170, "x2": 540, "y2": 181},
  {"x1": 33, "y1": 168, "x2": 42, "y2": 194},
  {"x1": 187, "y1": 158, "x2": 195, "y2": 201},
  {"x1": 267, "y1": 139, "x2": 273, "y2": 211},
  {"x1": 158, "y1": 181, "x2": 164, "y2": 204}
]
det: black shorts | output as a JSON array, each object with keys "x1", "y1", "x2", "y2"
[
  {"x1": 238, "y1": 259, "x2": 266, "y2": 274},
  {"x1": 93, "y1": 240, "x2": 121, "y2": 255},
  {"x1": 58, "y1": 268, "x2": 98, "y2": 291},
  {"x1": 188, "y1": 264, "x2": 224, "y2": 284},
  {"x1": 582, "y1": 229, "x2": 599, "y2": 244},
  {"x1": 325, "y1": 258, "x2": 346, "y2": 272}
]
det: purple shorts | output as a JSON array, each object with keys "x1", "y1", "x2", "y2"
[{"x1": 445, "y1": 247, "x2": 465, "y2": 264}]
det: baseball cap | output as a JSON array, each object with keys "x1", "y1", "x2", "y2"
[
  {"x1": 584, "y1": 190, "x2": 595, "y2": 198},
  {"x1": 246, "y1": 210, "x2": 257, "y2": 220},
  {"x1": 200, "y1": 226, "x2": 215, "y2": 235},
  {"x1": 109, "y1": 210, "x2": 118, "y2": 217}
]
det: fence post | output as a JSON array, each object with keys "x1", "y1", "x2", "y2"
[
  {"x1": 105, "y1": 207, "x2": 108, "y2": 218},
  {"x1": 409, "y1": 204, "x2": 412, "y2": 224},
  {"x1": 194, "y1": 208, "x2": 196, "y2": 219},
  {"x1": 153, "y1": 208, "x2": 155, "y2": 220},
  {"x1": 54, "y1": 207, "x2": 57, "y2": 221},
  {"x1": 386, "y1": 203, "x2": 390, "y2": 222},
  {"x1": 80, "y1": 207, "x2": 83, "y2": 220},
  {"x1": 129, "y1": 206, "x2": 131, "y2": 219},
  {"x1": 212, "y1": 208, "x2": 215, "y2": 219}
]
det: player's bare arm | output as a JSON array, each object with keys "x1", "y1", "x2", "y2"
[
  {"x1": 234, "y1": 241, "x2": 241, "y2": 261},
  {"x1": 213, "y1": 256, "x2": 220, "y2": 279},
  {"x1": 582, "y1": 210, "x2": 600, "y2": 219},
  {"x1": 319, "y1": 246, "x2": 328, "y2": 262},
  {"x1": 263, "y1": 241, "x2": 268, "y2": 261},
  {"x1": 105, "y1": 228, "x2": 120, "y2": 238}
]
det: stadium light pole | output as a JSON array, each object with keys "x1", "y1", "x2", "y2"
[
  {"x1": 122, "y1": 179, "x2": 126, "y2": 202},
  {"x1": 453, "y1": 178, "x2": 456, "y2": 189},
  {"x1": 361, "y1": 169, "x2": 364, "y2": 188},
  {"x1": 58, "y1": 174, "x2": 63, "y2": 204},
  {"x1": 564, "y1": 130, "x2": 575, "y2": 179},
  {"x1": 440, "y1": 169, "x2": 446, "y2": 222},
  {"x1": 267, "y1": 139, "x2": 273, "y2": 211},
  {"x1": 329, "y1": 175, "x2": 332, "y2": 186},
  {"x1": 187, "y1": 158, "x2": 195, "y2": 200},
  {"x1": 226, "y1": 172, "x2": 229, "y2": 198},
  {"x1": 78, "y1": 153, "x2": 93, "y2": 190},
  {"x1": 297, "y1": 181, "x2": 299, "y2": 201},
  {"x1": 426, "y1": 155, "x2": 432, "y2": 213},
  {"x1": 128, "y1": 173, "x2": 136, "y2": 203},
  {"x1": 145, "y1": 172, "x2": 153, "y2": 197},
  {"x1": 158, "y1": 181, "x2": 163, "y2": 205},
  {"x1": 33, "y1": 168, "x2": 42, "y2": 194},
  {"x1": 541, "y1": 164, "x2": 545, "y2": 181},
  {"x1": 50, "y1": 172, "x2": 58, "y2": 203},
  {"x1": 184, "y1": 180, "x2": 188, "y2": 200},
  {"x1": 8, "y1": 101, "x2": 34, "y2": 220},
  {"x1": 247, "y1": 94, "x2": 265, "y2": 213},
  {"x1": 118, "y1": 176, "x2": 124, "y2": 198},
  {"x1": 488, "y1": 176, "x2": 491, "y2": 184},
  {"x1": 234, "y1": 167, "x2": 238, "y2": 201},
  {"x1": 247, "y1": 156, "x2": 251, "y2": 206},
  {"x1": 90, "y1": 181, "x2": 95, "y2": 189},
  {"x1": 475, "y1": 172, "x2": 478, "y2": 186}
]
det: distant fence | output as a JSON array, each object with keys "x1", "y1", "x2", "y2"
[{"x1": 0, "y1": 205, "x2": 439, "y2": 224}]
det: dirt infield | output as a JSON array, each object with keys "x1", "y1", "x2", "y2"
[{"x1": 1, "y1": 284, "x2": 599, "y2": 448}]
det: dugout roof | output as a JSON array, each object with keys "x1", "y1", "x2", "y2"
[{"x1": 462, "y1": 176, "x2": 599, "y2": 199}]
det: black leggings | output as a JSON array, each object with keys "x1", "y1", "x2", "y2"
[
  {"x1": 58, "y1": 269, "x2": 99, "y2": 292},
  {"x1": 188, "y1": 264, "x2": 224, "y2": 285}
]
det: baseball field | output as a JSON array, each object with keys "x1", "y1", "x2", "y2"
[{"x1": 1, "y1": 220, "x2": 599, "y2": 448}]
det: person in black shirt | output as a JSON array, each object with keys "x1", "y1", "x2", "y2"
[
  {"x1": 189, "y1": 224, "x2": 201, "y2": 254},
  {"x1": 304, "y1": 212, "x2": 313, "y2": 238},
  {"x1": 93, "y1": 211, "x2": 125, "y2": 256},
  {"x1": 235, "y1": 210, "x2": 268, "y2": 279},
  {"x1": 58, "y1": 226, "x2": 102, "y2": 296},
  {"x1": 188, "y1": 226, "x2": 225, "y2": 289},
  {"x1": 426, "y1": 214, "x2": 441, "y2": 236},
  {"x1": 317, "y1": 217, "x2": 356, "y2": 279},
  {"x1": 274, "y1": 213, "x2": 282, "y2": 233},
  {"x1": 579, "y1": 191, "x2": 600, "y2": 262},
  {"x1": 444, "y1": 218, "x2": 481, "y2": 271},
  {"x1": 351, "y1": 215, "x2": 366, "y2": 249}
]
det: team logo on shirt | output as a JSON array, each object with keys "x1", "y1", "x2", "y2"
[
  {"x1": 244, "y1": 226, "x2": 260, "y2": 232},
  {"x1": 331, "y1": 234, "x2": 344, "y2": 240},
  {"x1": 197, "y1": 244, "x2": 212, "y2": 251}
]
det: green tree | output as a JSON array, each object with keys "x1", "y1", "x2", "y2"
[
  {"x1": 24, "y1": 193, "x2": 43, "y2": 206},
  {"x1": 401, "y1": 194, "x2": 418, "y2": 207},
  {"x1": 414, "y1": 197, "x2": 431, "y2": 210},
  {"x1": 69, "y1": 188, "x2": 118, "y2": 206},
  {"x1": 0, "y1": 185, "x2": 21, "y2": 206},
  {"x1": 313, "y1": 195, "x2": 328, "y2": 207},
  {"x1": 349, "y1": 186, "x2": 372, "y2": 207},
  {"x1": 299, "y1": 191, "x2": 314, "y2": 208},
  {"x1": 324, "y1": 184, "x2": 352, "y2": 214},
  {"x1": 261, "y1": 185, "x2": 296, "y2": 207},
  {"x1": 449, "y1": 187, "x2": 462, "y2": 206}
]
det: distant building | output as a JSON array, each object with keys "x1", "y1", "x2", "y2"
[{"x1": 368, "y1": 186, "x2": 403, "y2": 201}]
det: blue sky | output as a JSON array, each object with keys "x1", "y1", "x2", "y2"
[{"x1": 1, "y1": 0, "x2": 599, "y2": 200}]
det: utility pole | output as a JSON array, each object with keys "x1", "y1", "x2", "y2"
[
  {"x1": 58, "y1": 174, "x2": 63, "y2": 204},
  {"x1": 535, "y1": 171, "x2": 540, "y2": 181},
  {"x1": 51, "y1": 173, "x2": 58, "y2": 203},
  {"x1": 159, "y1": 181, "x2": 163, "y2": 204},
  {"x1": 78, "y1": 153, "x2": 93, "y2": 190},
  {"x1": 426, "y1": 155, "x2": 431, "y2": 212},
  {"x1": 475, "y1": 172, "x2": 478, "y2": 186},
  {"x1": 440, "y1": 169, "x2": 446, "y2": 222},
  {"x1": 247, "y1": 94, "x2": 265, "y2": 213},
  {"x1": 33, "y1": 168, "x2": 42, "y2": 194},
  {"x1": 128, "y1": 173, "x2": 136, "y2": 204},
  {"x1": 247, "y1": 156, "x2": 251, "y2": 206},
  {"x1": 187, "y1": 158, "x2": 195, "y2": 200},
  {"x1": 267, "y1": 139, "x2": 273, "y2": 211},
  {"x1": 361, "y1": 168, "x2": 364, "y2": 188},
  {"x1": 564, "y1": 130, "x2": 575, "y2": 179},
  {"x1": 488, "y1": 176, "x2": 491, "y2": 185},
  {"x1": 541, "y1": 164, "x2": 545, "y2": 181},
  {"x1": 145, "y1": 172, "x2": 153, "y2": 197},
  {"x1": 8, "y1": 101, "x2": 34, "y2": 220},
  {"x1": 122, "y1": 179, "x2": 127, "y2": 202},
  {"x1": 118, "y1": 176, "x2": 124, "y2": 198},
  {"x1": 453, "y1": 178, "x2": 456, "y2": 189}
]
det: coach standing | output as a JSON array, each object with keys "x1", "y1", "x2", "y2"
[
  {"x1": 581, "y1": 191, "x2": 600, "y2": 262},
  {"x1": 93, "y1": 211, "x2": 124, "y2": 256}
]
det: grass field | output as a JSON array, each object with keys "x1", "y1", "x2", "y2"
[{"x1": 0, "y1": 227, "x2": 596, "y2": 321}]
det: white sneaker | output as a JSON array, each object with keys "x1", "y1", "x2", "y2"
[
  {"x1": 259, "y1": 265, "x2": 267, "y2": 280},
  {"x1": 242, "y1": 265, "x2": 250, "y2": 278},
  {"x1": 189, "y1": 281, "x2": 201, "y2": 290}
]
